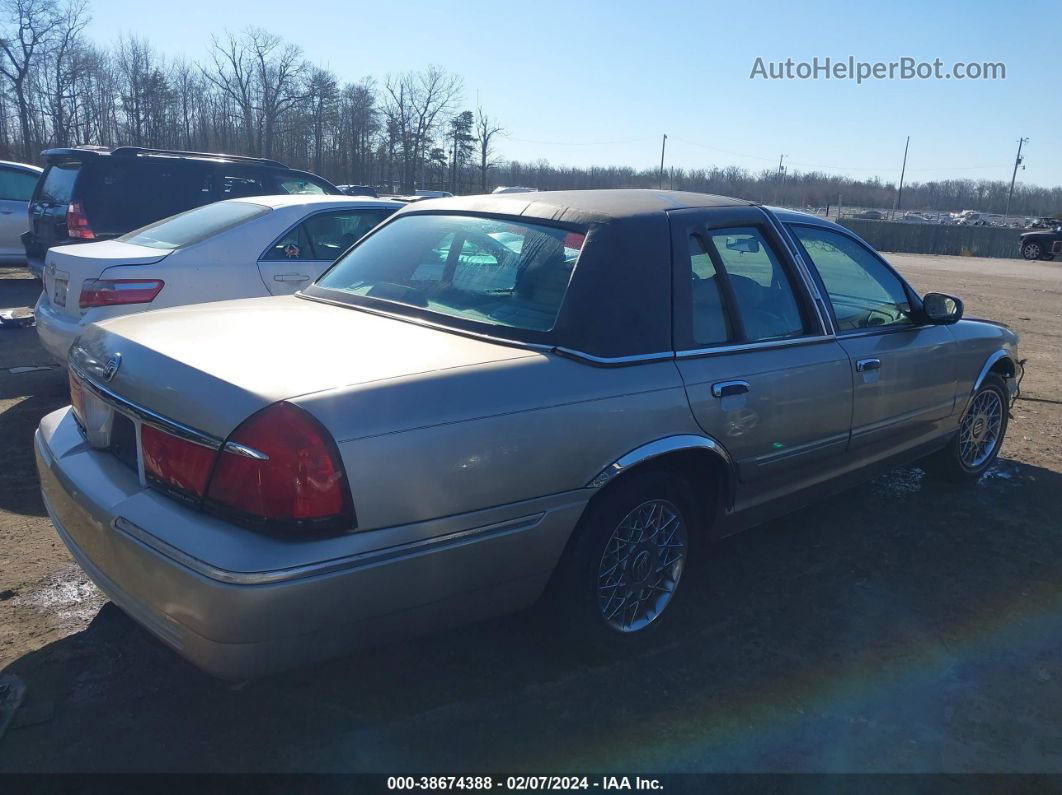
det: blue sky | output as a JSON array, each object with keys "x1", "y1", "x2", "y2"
[{"x1": 87, "y1": 0, "x2": 1062, "y2": 186}]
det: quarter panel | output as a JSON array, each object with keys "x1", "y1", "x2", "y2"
[{"x1": 301, "y1": 358, "x2": 703, "y2": 529}]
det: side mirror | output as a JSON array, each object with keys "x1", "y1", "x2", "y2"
[{"x1": 923, "y1": 292, "x2": 963, "y2": 325}]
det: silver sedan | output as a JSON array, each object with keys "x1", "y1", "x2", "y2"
[{"x1": 36, "y1": 190, "x2": 1021, "y2": 678}]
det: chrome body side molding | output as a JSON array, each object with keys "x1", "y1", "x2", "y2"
[{"x1": 587, "y1": 434, "x2": 737, "y2": 506}]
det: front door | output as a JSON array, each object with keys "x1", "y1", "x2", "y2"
[
  {"x1": 788, "y1": 223, "x2": 958, "y2": 455},
  {"x1": 669, "y1": 208, "x2": 852, "y2": 498}
]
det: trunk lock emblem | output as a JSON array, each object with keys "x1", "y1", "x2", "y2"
[{"x1": 103, "y1": 353, "x2": 122, "y2": 382}]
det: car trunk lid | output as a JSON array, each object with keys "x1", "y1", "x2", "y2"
[
  {"x1": 69, "y1": 295, "x2": 537, "y2": 440},
  {"x1": 42, "y1": 241, "x2": 170, "y2": 320}
]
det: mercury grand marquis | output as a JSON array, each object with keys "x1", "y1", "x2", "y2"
[{"x1": 35, "y1": 190, "x2": 1022, "y2": 678}]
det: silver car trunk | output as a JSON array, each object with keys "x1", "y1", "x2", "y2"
[{"x1": 69, "y1": 294, "x2": 537, "y2": 439}]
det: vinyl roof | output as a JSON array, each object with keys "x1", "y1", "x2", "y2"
[{"x1": 400, "y1": 189, "x2": 754, "y2": 225}]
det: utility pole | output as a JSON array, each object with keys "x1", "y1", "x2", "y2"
[
  {"x1": 894, "y1": 135, "x2": 910, "y2": 219},
  {"x1": 1005, "y1": 137, "x2": 1029, "y2": 222},
  {"x1": 659, "y1": 134, "x2": 667, "y2": 189},
  {"x1": 776, "y1": 154, "x2": 787, "y2": 204}
]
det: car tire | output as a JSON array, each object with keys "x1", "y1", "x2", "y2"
[
  {"x1": 545, "y1": 471, "x2": 701, "y2": 651},
  {"x1": 924, "y1": 374, "x2": 1009, "y2": 482},
  {"x1": 1022, "y1": 242, "x2": 1043, "y2": 260}
]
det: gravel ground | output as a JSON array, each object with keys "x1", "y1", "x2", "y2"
[{"x1": 0, "y1": 253, "x2": 1060, "y2": 773}]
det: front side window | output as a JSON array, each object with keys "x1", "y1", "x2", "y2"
[
  {"x1": 118, "y1": 200, "x2": 270, "y2": 250},
  {"x1": 791, "y1": 225, "x2": 912, "y2": 332},
  {"x1": 314, "y1": 214, "x2": 585, "y2": 334},
  {"x1": 706, "y1": 227, "x2": 807, "y2": 342}
]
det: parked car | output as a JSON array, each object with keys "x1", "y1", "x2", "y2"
[
  {"x1": 336, "y1": 184, "x2": 379, "y2": 198},
  {"x1": 413, "y1": 189, "x2": 453, "y2": 199},
  {"x1": 0, "y1": 159, "x2": 42, "y2": 264},
  {"x1": 37, "y1": 190, "x2": 1022, "y2": 679},
  {"x1": 23, "y1": 146, "x2": 341, "y2": 277},
  {"x1": 1019, "y1": 226, "x2": 1062, "y2": 260},
  {"x1": 35, "y1": 195, "x2": 401, "y2": 364},
  {"x1": 492, "y1": 186, "x2": 537, "y2": 194},
  {"x1": 851, "y1": 210, "x2": 884, "y2": 220}
]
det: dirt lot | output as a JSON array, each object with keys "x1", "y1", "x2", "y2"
[{"x1": 0, "y1": 253, "x2": 1060, "y2": 772}]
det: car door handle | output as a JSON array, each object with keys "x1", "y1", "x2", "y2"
[
  {"x1": 856, "y1": 358, "x2": 881, "y2": 372},
  {"x1": 711, "y1": 380, "x2": 750, "y2": 398},
  {"x1": 273, "y1": 273, "x2": 310, "y2": 282}
]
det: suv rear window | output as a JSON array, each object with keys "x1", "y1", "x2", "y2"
[
  {"x1": 118, "y1": 201, "x2": 270, "y2": 250},
  {"x1": 315, "y1": 214, "x2": 585, "y2": 333},
  {"x1": 38, "y1": 161, "x2": 80, "y2": 204}
]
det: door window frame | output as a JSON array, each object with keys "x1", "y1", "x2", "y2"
[
  {"x1": 786, "y1": 222, "x2": 928, "y2": 338},
  {"x1": 260, "y1": 207, "x2": 389, "y2": 262},
  {"x1": 671, "y1": 210, "x2": 830, "y2": 357}
]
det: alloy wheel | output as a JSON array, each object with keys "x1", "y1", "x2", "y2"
[{"x1": 597, "y1": 498, "x2": 688, "y2": 633}]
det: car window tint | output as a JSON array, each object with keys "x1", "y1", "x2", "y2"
[
  {"x1": 38, "y1": 161, "x2": 79, "y2": 204},
  {"x1": 80, "y1": 160, "x2": 213, "y2": 230},
  {"x1": 317, "y1": 214, "x2": 585, "y2": 333},
  {"x1": 707, "y1": 227, "x2": 806, "y2": 342},
  {"x1": 301, "y1": 209, "x2": 393, "y2": 260},
  {"x1": 0, "y1": 167, "x2": 38, "y2": 201},
  {"x1": 276, "y1": 177, "x2": 327, "y2": 195},
  {"x1": 687, "y1": 234, "x2": 732, "y2": 346},
  {"x1": 791, "y1": 225, "x2": 912, "y2": 332}
]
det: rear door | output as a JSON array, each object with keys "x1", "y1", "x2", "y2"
[
  {"x1": 28, "y1": 159, "x2": 81, "y2": 257},
  {"x1": 0, "y1": 165, "x2": 39, "y2": 259},
  {"x1": 257, "y1": 207, "x2": 395, "y2": 294},
  {"x1": 788, "y1": 223, "x2": 958, "y2": 455},
  {"x1": 670, "y1": 207, "x2": 852, "y2": 497}
]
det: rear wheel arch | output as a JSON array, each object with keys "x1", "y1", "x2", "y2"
[{"x1": 584, "y1": 437, "x2": 735, "y2": 534}]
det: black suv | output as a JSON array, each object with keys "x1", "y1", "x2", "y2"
[{"x1": 23, "y1": 147, "x2": 340, "y2": 276}]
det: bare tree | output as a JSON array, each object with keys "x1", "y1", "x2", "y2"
[
  {"x1": 202, "y1": 30, "x2": 255, "y2": 153},
  {"x1": 0, "y1": 0, "x2": 60, "y2": 159},
  {"x1": 474, "y1": 106, "x2": 503, "y2": 192},
  {"x1": 305, "y1": 66, "x2": 336, "y2": 174},
  {"x1": 383, "y1": 66, "x2": 461, "y2": 192},
  {"x1": 246, "y1": 27, "x2": 305, "y2": 159}
]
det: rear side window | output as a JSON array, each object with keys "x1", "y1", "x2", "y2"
[
  {"x1": 0, "y1": 167, "x2": 38, "y2": 201},
  {"x1": 263, "y1": 209, "x2": 395, "y2": 261},
  {"x1": 79, "y1": 160, "x2": 213, "y2": 231},
  {"x1": 706, "y1": 227, "x2": 806, "y2": 342},
  {"x1": 687, "y1": 235, "x2": 732, "y2": 346},
  {"x1": 38, "y1": 161, "x2": 80, "y2": 204},
  {"x1": 118, "y1": 201, "x2": 270, "y2": 250}
]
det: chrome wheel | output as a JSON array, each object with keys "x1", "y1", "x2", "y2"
[
  {"x1": 959, "y1": 389, "x2": 1004, "y2": 469},
  {"x1": 597, "y1": 498, "x2": 687, "y2": 633},
  {"x1": 1023, "y1": 243, "x2": 1042, "y2": 260}
]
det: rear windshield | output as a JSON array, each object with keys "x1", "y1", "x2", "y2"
[
  {"x1": 38, "y1": 161, "x2": 80, "y2": 204},
  {"x1": 313, "y1": 214, "x2": 585, "y2": 334},
  {"x1": 118, "y1": 201, "x2": 270, "y2": 250}
]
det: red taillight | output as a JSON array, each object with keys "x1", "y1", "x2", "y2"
[
  {"x1": 79, "y1": 279, "x2": 164, "y2": 309},
  {"x1": 66, "y1": 201, "x2": 95, "y2": 239},
  {"x1": 141, "y1": 424, "x2": 216, "y2": 501},
  {"x1": 205, "y1": 402, "x2": 353, "y2": 532},
  {"x1": 69, "y1": 370, "x2": 85, "y2": 423}
]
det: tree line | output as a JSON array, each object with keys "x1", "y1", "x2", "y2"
[{"x1": 0, "y1": 0, "x2": 1058, "y2": 216}]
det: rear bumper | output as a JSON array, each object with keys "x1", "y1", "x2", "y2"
[
  {"x1": 33, "y1": 292, "x2": 80, "y2": 365},
  {"x1": 35, "y1": 408, "x2": 583, "y2": 679}
]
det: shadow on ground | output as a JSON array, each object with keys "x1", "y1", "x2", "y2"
[{"x1": 2, "y1": 458, "x2": 1061, "y2": 773}]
